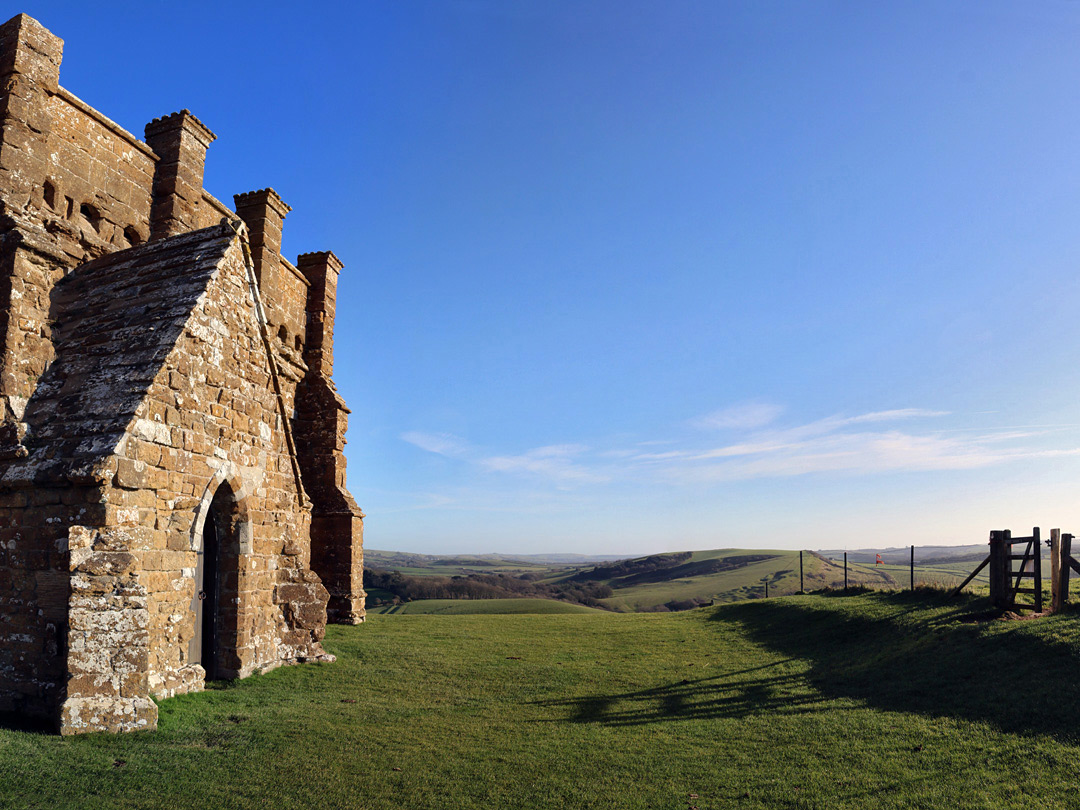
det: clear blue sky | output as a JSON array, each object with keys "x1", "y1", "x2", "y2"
[{"x1": 33, "y1": 1, "x2": 1080, "y2": 554}]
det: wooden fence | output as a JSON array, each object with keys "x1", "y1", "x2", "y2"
[{"x1": 951, "y1": 527, "x2": 1079, "y2": 613}]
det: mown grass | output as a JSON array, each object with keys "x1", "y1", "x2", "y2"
[
  {"x1": 3, "y1": 592, "x2": 1080, "y2": 809},
  {"x1": 370, "y1": 597, "x2": 606, "y2": 615}
]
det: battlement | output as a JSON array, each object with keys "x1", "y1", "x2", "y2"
[
  {"x1": 0, "y1": 13, "x2": 367, "y2": 732},
  {"x1": 0, "y1": 13, "x2": 331, "y2": 365},
  {"x1": 144, "y1": 109, "x2": 216, "y2": 142}
]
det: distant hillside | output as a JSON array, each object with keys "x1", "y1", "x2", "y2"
[
  {"x1": 364, "y1": 544, "x2": 991, "y2": 614},
  {"x1": 564, "y1": 548, "x2": 895, "y2": 612},
  {"x1": 817, "y1": 544, "x2": 988, "y2": 565},
  {"x1": 369, "y1": 598, "x2": 607, "y2": 616},
  {"x1": 364, "y1": 549, "x2": 620, "y2": 577}
]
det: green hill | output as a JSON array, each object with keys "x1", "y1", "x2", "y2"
[
  {"x1": 364, "y1": 546, "x2": 956, "y2": 613},
  {"x1": 5, "y1": 592, "x2": 1080, "y2": 809},
  {"x1": 369, "y1": 598, "x2": 606, "y2": 616},
  {"x1": 362, "y1": 544, "x2": 1021, "y2": 615},
  {"x1": 576, "y1": 548, "x2": 896, "y2": 611},
  {"x1": 363, "y1": 549, "x2": 618, "y2": 577}
]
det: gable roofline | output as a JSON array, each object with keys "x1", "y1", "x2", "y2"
[{"x1": 2, "y1": 224, "x2": 240, "y2": 488}]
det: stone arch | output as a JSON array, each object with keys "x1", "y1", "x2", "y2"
[
  {"x1": 191, "y1": 462, "x2": 253, "y2": 554},
  {"x1": 190, "y1": 468, "x2": 253, "y2": 680}
]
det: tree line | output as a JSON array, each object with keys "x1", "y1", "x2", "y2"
[{"x1": 363, "y1": 568, "x2": 614, "y2": 608}]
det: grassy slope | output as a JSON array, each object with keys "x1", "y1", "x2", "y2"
[
  {"x1": 363, "y1": 549, "x2": 595, "y2": 577},
  {"x1": 370, "y1": 598, "x2": 606, "y2": 615},
  {"x1": 598, "y1": 549, "x2": 896, "y2": 611},
  {"x1": 5, "y1": 592, "x2": 1080, "y2": 808},
  {"x1": 365, "y1": 547, "x2": 998, "y2": 613}
]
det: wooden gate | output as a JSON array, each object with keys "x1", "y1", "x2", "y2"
[
  {"x1": 989, "y1": 529, "x2": 1042, "y2": 612},
  {"x1": 950, "y1": 528, "x2": 1043, "y2": 612}
]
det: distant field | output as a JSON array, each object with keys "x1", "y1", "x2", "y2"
[
  {"x1": 364, "y1": 549, "x2": 613, "y2": 578},
  {"x1": 369, "y1": 598, "x2": 606, "y2": 615},
  {"x1": 595, "y1": 548, "x2": 895, "y2": 611},
  {"x1": 364, "y1": 544, "x2": 1061, "y2": 614},
  {"x1": 819, "y1": 543, "x2": 988, "y2": 565},
  {"x1": 6, "y1": 592, "x2": 1080, "y2": 809}
]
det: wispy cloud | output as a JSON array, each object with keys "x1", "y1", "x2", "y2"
[
  {"x1": 400, "y1": 431, "x2": 608, "y2": 485},
  {"x1": 770, "y1": 408, "x2": 951, "y2": 441},
  {"x1": 400, "y1": 431, "x2": 472, "y2": 458},
  {"x1": 642, "y1": 408, "x2": 1080, "y2": 482},
  {"x1": 400, "y1": 407, "x2": 1080, "y2": 492},
  {"x1": 481, "y1": 444, "x2": 608, "y2": 484},
  {"x1": 839, "y1": 408, "x2": 950, "y2": 425},
  {"x1": 690, "y1": 402, "x2": 784, "y2": 431}
]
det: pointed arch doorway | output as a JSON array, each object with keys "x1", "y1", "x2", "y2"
[{"x1": 191, "y1": 481, "x2": 242, "y2": 680}]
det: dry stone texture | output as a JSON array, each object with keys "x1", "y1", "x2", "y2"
[{"x1": 0, "y1": 13, "x2": 366, "y2": 734}]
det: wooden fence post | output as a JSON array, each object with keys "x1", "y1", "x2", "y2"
[
  {"x1": 1051, "y1": 529, "x2": 1062, "y2": 612},
  {"x1": 800, "y1": 550, "x2": 804, "y2": 593},
  {"x1": 910, "y1": 545, "x2": 915, "y2": 591},
  {"x1": 844, "y1": 552, "x2": 848, "y2": 592},
  {"x1": 1033, "y1": 526, "x2": 1042, "y2": 613},
  {"x1": 989, "y1": 530, "x2": 1007, "y2": 609},
  {"x1": 988, "y1": 531, "x2": 999, "y2": 607},
  {"x1": 1061, "y1": 533, "x2": 1073, "y2": 610}
]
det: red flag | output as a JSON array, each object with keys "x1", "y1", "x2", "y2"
[{"x1": 875, "y1": 554, "x2": 883, "y2": 565}]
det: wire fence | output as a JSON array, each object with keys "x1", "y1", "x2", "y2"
[
  {"x1": 787, "y1": 544, "x2": 1080, "y2": 603},
  {"x1": 761, "y1": 547, "x2": 995, "y2": 598}
]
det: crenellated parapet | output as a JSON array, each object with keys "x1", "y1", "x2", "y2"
[
  {"x1": 145, "y1": 111, "x2": 216, "y2": 241},
  {"x1": 0, "y1": 12, "x2": 366, "y2": 733}
]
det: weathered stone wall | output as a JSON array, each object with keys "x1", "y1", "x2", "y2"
[
  {"x1": 0, "y1": 485, "x2": 98, "y2": 720},
  {"x1": 276, "y1": 257, "x2": 310, "y2": 374},
  {"x1": 0, "y1": 12, "x2": 365, "y2": 732},
  {"x1": 107, "y1": 236, "x2": 329, "y2": 699},
  {"x1": 0, "y1": 235, "x2": 70, "y2": 425},
  {"x1": 62, "y1": 524, "x2": 156, "y2": 734},
  {"x1": 44, "y1": 91, "x2": 155, "y2": 249}
]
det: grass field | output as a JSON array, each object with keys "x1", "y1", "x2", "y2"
[
  {"x1": 369, "y1": 597, "x2": 607, "y2": 615},
  {"x1": 364, "y1": 546, "x2": 1004, "y2": 614},
  {"x1": 364, "y1": 549, "x2": 609, "y2": 578},
  {"x1": 7, "y1": 591, "x2": 1080, "y2": 809},
  {"x1": 597, "y1": 549, "x2": 895, "y2": 611}
]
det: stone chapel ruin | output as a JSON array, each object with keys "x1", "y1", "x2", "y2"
[{"x1": 0, "y1": 13, "x2": 366, "y2": 734}]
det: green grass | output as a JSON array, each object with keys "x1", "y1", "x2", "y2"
[
  {"x1": 598, "y1": 549, "x2": 894, "y2": 611},
  {"x1": 370, "y1": 597, "x2": 606, "y2": 615},
  {"x1": 364, "y1": 547, "x2": 1000, "y2": 613},
  {"x1": 363, "y1": 549, "x2": 588, "y2": 578},
  {"x1": 5, "y1": 592, "x2": 1080, "y2": 808}
]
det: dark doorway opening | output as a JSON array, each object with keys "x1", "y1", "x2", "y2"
[{"x1": 191, "y1": 482, "x2": 241, "y2": 680}]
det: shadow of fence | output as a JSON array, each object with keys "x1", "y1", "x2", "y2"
[
  {"x1": 538, "y1": 660, "x2": 834, "y2": 726},
  {"x1": 537, "y1": 593, "x2": 1080, "y2": 743}
]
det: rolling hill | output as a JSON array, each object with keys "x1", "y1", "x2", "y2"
[
  {"x1": 369, "y1": 598, "x2": 607, "y2": 616},
  {"x1": 578, "y1": 548, "x2": 896, "y2": 611},
  {"x1": 363, "y1": 544, "x2": 1003, "y2": 614},
  {"x1": 363, "y1": 549, "x2": 619, "y2": 577}
]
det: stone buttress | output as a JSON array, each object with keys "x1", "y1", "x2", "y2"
[{"x1": 0, "y1": 13, "x2": 367, "y2": 733}]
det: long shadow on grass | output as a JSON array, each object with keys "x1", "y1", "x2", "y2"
[
  {"x1": 719, "y1": 593, "x2": 1080, "y2": 743},
  {"x1": 536, "y1": 659, "x2": 835, "y2": 726},
  {"x1": 539, "y1": 593, "x2": 1080, "y2": 742}
]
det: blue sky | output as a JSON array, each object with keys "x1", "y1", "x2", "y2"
[{"x1": 34, "y1": 1, "x2": 1080, "y2": 554}]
